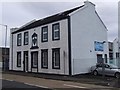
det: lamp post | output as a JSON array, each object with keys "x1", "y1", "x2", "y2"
[
  {"x1": 0, "y1": 24, "x2": 7, "y2": 71},
  {"x1": 102, "y1": 41, "x2": 106, "y2": 79}
]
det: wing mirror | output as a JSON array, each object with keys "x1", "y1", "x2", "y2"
[{"x1": 110, "y1": 67, "x2": 112, "y2": 69}]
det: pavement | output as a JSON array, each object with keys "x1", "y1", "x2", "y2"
[{"x1": 1, "y1": 71, "x2": 120, "y2": 90}]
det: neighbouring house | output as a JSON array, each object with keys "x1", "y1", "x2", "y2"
[
  {"x1": 9, "y1": 1, "x2": 109, "y2": 75},
  {"x1": 113, "y1": 38, "x2": 120, "y2": 67},
  {"x1": 0, "y1": 47, "x2": 9, "y2": 70},
  {"x1": 108, "y1": 42, "x2": 114, "y2": 64}
]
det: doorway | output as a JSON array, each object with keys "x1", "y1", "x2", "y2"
[
  {"x1": 23, "y1": 51, "x2": 28, "y2": 72},
  {"x1": 104, "y1": 54, "x2": 107, "y2": 63},
  {"x1": 97, "y1": 54, "x2": 103, "y2": 63}
]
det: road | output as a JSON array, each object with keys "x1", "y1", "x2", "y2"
[
  {"x1": 2, "y1": 73, "x2": 119, "y2": 90},
  {"x1": 2, "y1": 79, "x2": 51, "y2": 90}
]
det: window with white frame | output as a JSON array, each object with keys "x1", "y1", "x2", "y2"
[
  {"x1": 17, "y1": 33, "x2": 22, "y2": 46},
  {"x1": 41, "y1": 49, "x2": 48, "y2": 68},
  {"x1": 52, "y1": 23, "x2": 60, "y2": 40},
  {"x1": 24, "y1": 32, "x2": 29, "y2": 45},
  {"x1": 17, "y1": 52, "x2": 21, "y2": 67},
  {"x1": 31, "y1": 52, "x2": 38, "y2": 68},
  {"x1": 52, "y1": 48, "x2": 60, "y2": 69},
  {"x1": 42, "y1": 26, "x2": 48, "y2": 42}
]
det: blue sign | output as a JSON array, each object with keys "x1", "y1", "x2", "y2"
[{"x1": 94, "y1": 41, "x2": 104, "y2": 51}]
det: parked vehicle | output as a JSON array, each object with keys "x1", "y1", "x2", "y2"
[{"x1": 90, "y1": 63, "x2": 120, "y2": 78}]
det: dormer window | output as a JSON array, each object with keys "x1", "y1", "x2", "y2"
[{"x1": 31, "y1": 33, "x2": 38, "y2": 49}]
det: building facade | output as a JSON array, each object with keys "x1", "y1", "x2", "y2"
[
  {"x1": 9, "y1": 1, "x2": 109, "y2": 75},
  {"x1": 112, "y1": 38, "x2": 120, "y2": 67},
  {"x1": 108, "y1": 42, "x2": 113, "y2": 64},
  {"x1": 0, "y1": 47, "x2": 9, "y2": 70}
]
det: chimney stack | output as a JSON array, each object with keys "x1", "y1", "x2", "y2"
[
  {"x1": 84, "y1": 1, "x2": 95, "y2": 9},
  {"x1": 84, "y1": 1, "x2": 95, "y2": 6}
]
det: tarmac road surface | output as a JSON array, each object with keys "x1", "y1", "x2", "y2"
[
  {"x1": 1, "y1": 79, "x2": 51, "y2": 90},
  {"x1": 2, "y1": 73, "x2": 119, "y2": 90}
]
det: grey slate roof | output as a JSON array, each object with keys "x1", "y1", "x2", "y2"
[{"x1": 12, "y1": 5, "x2": 84, "y2": 34}]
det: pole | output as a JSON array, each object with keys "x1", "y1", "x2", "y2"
[
  {"x1": 0, "y1": 24, "x2": 7, "y2": 47},
  {"x1": 102, "y1": 58, "x2": 105, "y2": 78},
  {"x1": 5, "y1": 25, "x2": 7, "y2": 49},
  {"x1": 4, "y1": 25, "x2": 7, "y2": 71},
  {"x1": 0, "y1": 24, "x2": 7, "y2": 71},
  {"x1": 102, "y1": 41, "x2": 106, "y2": 79}
]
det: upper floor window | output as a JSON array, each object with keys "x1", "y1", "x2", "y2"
[
  {"x1": 17, "y1": 33, "x2": 22, "y2": 46},
  {"x1": 31, "y1": 33, "x2": 38, "y2": 48},
  {"x1": 41, "y1": 26, "x2": 48, "y2": 42},
  {"x1": 52, "y1": 23, "x2": 60, "y2": 40},
  {"x1": 24, "y1": 32, "x2": 29, "y2": 45}
]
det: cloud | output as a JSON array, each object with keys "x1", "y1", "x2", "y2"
[{"x1": 0, "y1": 1, "x2": 118, "y2": 46}]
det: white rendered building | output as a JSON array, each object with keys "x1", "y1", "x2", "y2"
[{"x1": 9, "y1": 1, "x2": 109, "y2": 75}]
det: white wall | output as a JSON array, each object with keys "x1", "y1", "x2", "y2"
[
  {"x1": 118, "y1": 2, "x2": 120, "y2": 53},
  {"x1": 10, "y1": 19, "x2": 70, "y2": 75},
  {"x1": 70, "y1": 1, "x2": 109, "y2": 75},
  {"x1": 113, "y1": 38, "x2": 119, "y2": 66},
  {"x1": 113, "y1": 38, "x2": 119, "y2": 57}
]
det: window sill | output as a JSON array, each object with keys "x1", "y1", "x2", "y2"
[
  {"x1": 52, "y1": 38, "x2": 60, "y2": 41},
  {"x1": 31, "y1": 66, "x2": 37, "y2": 68},
  {"x1": 41, "y1": 67, "x2": 48, "y2": 69},
  {"x1": 52, "y1": 67, "x2": 60, "y2": 69},
  {"x1": 17, "y1": 45, "x2": 22, "y2": 46},
  {"x1": 30, "y1": 46, "x2": 39, "y2": 49},
  {"x1": 17, "y1": 66, "x2": 21, "y2": 67},
  {"x1": 41, "y1": 40, "x2": 48, "y2": 42},
  {"x1": 24, "y1": 44, "x2": 28, "y2": 45}
]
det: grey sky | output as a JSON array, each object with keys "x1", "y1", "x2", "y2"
[{"x1": 0, "y1": 0, "x2": 118, "y2": 47}]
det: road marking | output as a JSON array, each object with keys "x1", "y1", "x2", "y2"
[
  {"x1": 24, "y1": 83, "x2": 49, "y2": 89},
  {"x1": 3, "y1": 79, "x2": 13, "y2": 82},
  {"x1": 64, "y1": 84, "x2": 86, "y2": 88}
]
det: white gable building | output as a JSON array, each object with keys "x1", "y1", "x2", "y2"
[
  {"x1": 9, "y1": 1, "x2": 109, "y2": 75},
  {"x1": 112, "y1": 38, "x2": 120, "y2": 67}
]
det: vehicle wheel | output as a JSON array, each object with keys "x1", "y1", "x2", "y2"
[
  {"x1": 115, "y1": 73, "x2": 120, "y2": 79},
  {"x1": 93, "y1": 70, "x2": 98, "y2": 76}
]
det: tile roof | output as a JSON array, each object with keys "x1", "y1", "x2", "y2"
[{"x1": 12, "y1": 5, "x2": 84, "y2": 34}]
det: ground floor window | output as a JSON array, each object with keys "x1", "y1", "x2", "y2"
[
  {"x1": 97, "y1": 54, "x2": 103, "y2": 63},
  {"x1": 104, "y1": 54, "x2": 107, "y2": 63},
  {"x1": 41, "y1": 49, "x2": 48, "y2": 68},
  {"x1": 17, "y1": 52, "x2": 21, "y2": 67},
  {"x1": 116, "y1": 52, "x2": 120, "y2": 58},
  {"x1": 52, "y1": 48, "x2": 60, "y2": 69},
  {"x1": 109, "y1": 53, "x2": 113, "y2": 60},
  {"x1": 31, "y1": 52, "x2": 38, "y2": 68}
]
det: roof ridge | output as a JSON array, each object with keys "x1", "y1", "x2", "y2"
[
  {"x1": 36, "y1": 5, "x2": 84, "y2": 22},
  {"x1": 12, "y1": 5, "x2": 84, "y2": 34}
]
